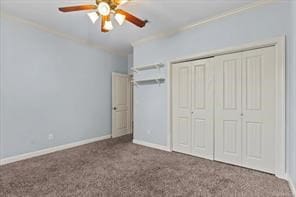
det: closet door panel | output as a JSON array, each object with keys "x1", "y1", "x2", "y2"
[
  {"x1": 191, "y1": 59, "x2": 214, "y2": 160},
  {"x1": 214, "y1": 53, "x2": 243, "y2": 166},
  {"x1": 241, "y1": 47, "x2": 276, "y2": 173},
  {"x1": 172, "y1": 62, "x2": 192, "y2": 154}
]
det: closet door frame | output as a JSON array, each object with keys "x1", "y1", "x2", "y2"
[{"x1": 168, "y1": 36, "x2": 286, "y2": 178}]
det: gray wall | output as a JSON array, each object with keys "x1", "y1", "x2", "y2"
[
  {"x1": 133, "y1": 1, "x2": 295, "y2": 186},
  {"x1": 0, "y1": 17, "x2": 128, "y2": 159},
  {"x1": 128, "y1": 53, "x2": 134, "y2": 74}
]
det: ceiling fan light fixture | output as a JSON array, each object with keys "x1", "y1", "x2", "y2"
[
  {"x1": 119, "y1": 0, "x2": 128, "y2": 5},
  {"x1": 98, "y1": 2, "x2": 110, "y2": 16},
  {"x1": 58, "y1": 1, "x2": 148, "y2": 32},
  {"x1": 115, "y1": 13, "x2": 126, "y2": 25},
  {"x1": 104, "y1": 20, "x2": 114, "y2": 31},
  {"x1": 87, "y1": 12, "x2": 99, "y2": 23}
]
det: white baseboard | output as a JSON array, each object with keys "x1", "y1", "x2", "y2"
[
  {"x1": 287, "y1": 174, "x2": 296, "y2": 197},
  {"x1": 133, "y1": 139, "x2": 171, "y2": 152},
  {"x1": 0, "y1": 135, "x2": 111, "y2": 166}
]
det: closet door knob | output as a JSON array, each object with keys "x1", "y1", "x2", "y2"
[{"x1": 113, "y1": 107, "x2": 117, "y2": 110}]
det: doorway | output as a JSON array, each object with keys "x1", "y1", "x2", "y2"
[{"x1": 112, "y1": 72, "x2": 132, "y2": 138}]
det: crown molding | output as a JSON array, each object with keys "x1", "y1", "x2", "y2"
[
  {"x1": 0, "y1": 12, "x2": 128, "y2": 57},
  {"x1": 131, "y1": 0, "x2": 277, "y2": 47}
]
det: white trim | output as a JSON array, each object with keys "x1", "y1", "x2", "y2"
[
  {"x1": 0, "y1": 17, "x2": 3, "y2": 162},
  {"x1": 274, "y1": 36, "x2": 286, "y2": 179},
  {"x1": 170, "y1": 37, "x2": 285, "y2": 64},
  {"x1": 0, "y1": 135, "x2": 111, "y2": 166},
  {"x1": 168, "y1": 36, "x2": 286, "y2": 178},
  {"x1": 133, "y1": 139, "x2": 171, "y2": 152},
  {"x1": 0, "y1": 12, "x2": 127, "y2": 57},
  {"x1": 131, "y1": 0, "x2": 276, "y2": 47},
  {"x1": 287, "y1": 174, "x2": 296, "y2": 197},
  {"x1": 167, "y1": 62, "x2": 173, "y2": 152}
]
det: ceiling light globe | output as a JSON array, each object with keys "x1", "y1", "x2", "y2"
[
  {"x1": 119, "y1": 0, "x2": 128, "y2": 5},
  {"x1": 104, "y1": 20, "x2": 114, "y2": 31},
  {"x1": 114, "y1": 0, "x2": 128, "y2": 5},
  {"x1": 87, "y1": 12, "x2": 99, "y2": 24},
  {"x1": 115, "y1": 13, "x2": 126, "y2": 25},
  {"x1": 98, "y1": 2, "x2": 110, "y2": 16}
]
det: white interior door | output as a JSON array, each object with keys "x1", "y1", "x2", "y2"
[
  {"x1": 172, "y1": 59, "x2": 214, "y2": 159},
  {"x1": 172, "y1": 62, "x2": 192, "y2": 154},
  {"x1": 241, "y1": 47, "x2": 275, "y2": 173},
  {"x1": 112, "y1": 73, "x2": 131, "y2": 138},
  {"x1": 191, "y1": 59, "x2": 214, "y2": 160},
  {"x1": 214, "y1": 52, "x2": 243, "y2": 166}
]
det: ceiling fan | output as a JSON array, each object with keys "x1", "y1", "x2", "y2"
[{"x1": 58, "y1": 0, "x2": 148, "y2": 32}]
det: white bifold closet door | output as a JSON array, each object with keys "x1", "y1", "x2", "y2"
[
  {"x1": 172, "y1": 59, "x2": 214, "y2": 160},
  {"x1": 214, "y1": 47, "x2": 276, "y2": 173},
  {"x1": 214, "y1": 52, "x2": 243, "y2": 166}
]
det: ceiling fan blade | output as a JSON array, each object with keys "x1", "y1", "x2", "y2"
[
  {"x1": 58, "y1": 5, "x2": 97, "y2": 12},
  {"x1": 116, "y1": 9, "x2": 147, "y2": 28},
  {"x1": 101, "y1": 15, "x2": 109, "y2": 33}
]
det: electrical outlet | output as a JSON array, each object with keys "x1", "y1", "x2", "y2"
[
  {"x1": 30, "y1": 140, "x2": 36, "y2": 145},
  {"x1": 48, "y1": 133, "x2": 54, "y2": 141}
]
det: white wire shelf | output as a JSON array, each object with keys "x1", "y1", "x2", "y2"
[
  {"x1": 131, "y1": 63, "x2": 164, "y2": 72},
  {"x1": 132, "y1": 78, "x2": 165, "y2": 86}
]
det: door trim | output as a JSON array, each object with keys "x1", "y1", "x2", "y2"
[{"x1": 168, "y1": 36, "x2": 286, "y2": 178}]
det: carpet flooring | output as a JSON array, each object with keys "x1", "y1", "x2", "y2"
[{"x1": 0, "y1": 135, "x2": 292, "y2": 197}]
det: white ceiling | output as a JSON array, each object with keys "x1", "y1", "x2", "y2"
[{"x1": 1, "y1": 0, "x2": 257, "y2": 55}]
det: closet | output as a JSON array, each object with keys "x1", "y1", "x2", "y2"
[{"x1": 172, "y1": 46, "x2": 276, "y2": 174}]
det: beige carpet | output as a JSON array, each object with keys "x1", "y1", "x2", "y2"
[{"x1": 0, "y1": 135, "x2": 292, "y2": 197}]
